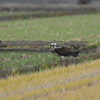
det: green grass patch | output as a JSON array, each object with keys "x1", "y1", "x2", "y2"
[
  {"x1": 0, "y1": 13, "x2": 100, "y2": 42},
  {"x1": 86, "y1": 41, "x2": 99, "y2": 49},
  {"x1": 0, "y1": 52, "x2": 94, "y2": 69},
  {"x1": 0, "y1": 52, "x2": 59, "y2": 69}
]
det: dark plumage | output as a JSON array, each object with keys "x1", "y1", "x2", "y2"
[
  {"x1": 54, "y1": 46, "x2": 80, "y2": 57},
  {"x1": 51, "y1": 43, "x2": 80, "y2": 59}
]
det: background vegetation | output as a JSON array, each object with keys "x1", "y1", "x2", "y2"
[
  {"x1": 0, "y1": 52, "x2": 55, "y2": 69},
  {"x1": 0, "y1": 13, "x2": 100, "y2": 42},
  {"x1": 0, "y1": 13, "x2": 100, "y2": 69},
  {"x1": 0, "y1": 52, "x2": 95, "y2": 69}
]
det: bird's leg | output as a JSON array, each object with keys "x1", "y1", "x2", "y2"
[
  {"x1": 65, "y1": 56, "x2": 70, "y2": 67},
  {"x1": 59, "y1": 56, "x2": 65, "y2": 66},
  {"x1": 62, "y1": 56, "x2": 65, "y2": 66},
  {"x1": 58, "y1": 56, "x2": 62, "y2": 67}
]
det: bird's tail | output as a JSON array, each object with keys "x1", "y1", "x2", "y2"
[{"x1": 72, "y1": 51, "x2": 80, "y2": 57}]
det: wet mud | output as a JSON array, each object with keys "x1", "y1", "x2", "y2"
[{"x1": 0, "y1": 41, "x2": 99, "y2": 53}]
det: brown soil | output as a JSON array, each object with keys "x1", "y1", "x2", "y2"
[{"x1": 0, "y1": 41, "x2": 99, "y2": 54}]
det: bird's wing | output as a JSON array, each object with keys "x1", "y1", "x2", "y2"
[{"x1": 54, "y1": 46, "x2": 73, "y2": 56}]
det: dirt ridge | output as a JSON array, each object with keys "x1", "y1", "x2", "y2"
[{"x1": 0, "y1": 41, "x2": 99, "y2": 53}]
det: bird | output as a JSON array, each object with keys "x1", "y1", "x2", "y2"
[{"x1": 51, "y1": 43, "x2": 80, "y2": 61}]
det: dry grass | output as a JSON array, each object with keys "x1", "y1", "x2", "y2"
[{"x1": 0, "y1": 59, "x2": 100, "y2": 100}]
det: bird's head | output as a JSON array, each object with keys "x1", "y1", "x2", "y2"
[{"x1": 51, "y1": 43, "x2": 57, "y2": 50}]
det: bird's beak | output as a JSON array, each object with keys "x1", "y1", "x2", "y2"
[{"x1": 51, "y1": 50, "x2": 55, "y2": 53}]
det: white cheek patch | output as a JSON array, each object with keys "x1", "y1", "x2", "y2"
[
  {"x1": 54, "y1": 46, "x2": 56, "y2": 48},
  {"x1": 51, "y1": 46, "x2": 54, "y2": 49}
]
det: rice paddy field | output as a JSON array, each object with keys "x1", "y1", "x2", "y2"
[
  {"x1": 0, "y1": 12, "x2": 100, "y2": 99},
  {"x1": 0, "y1": 51, "x2": 96, "y2": 69},
  {"x1": 0, "y1": 52, "x2": 57, "y2": 69},
  {"x1": 0, "y1": 13, "x2": 100, "y2": 42},
  {"x1": 0, "y1": 13, "x2": 100, "y2": 69},
  {"x1": 0, "y1": 59, "x2": 100, "y2": 100}
]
